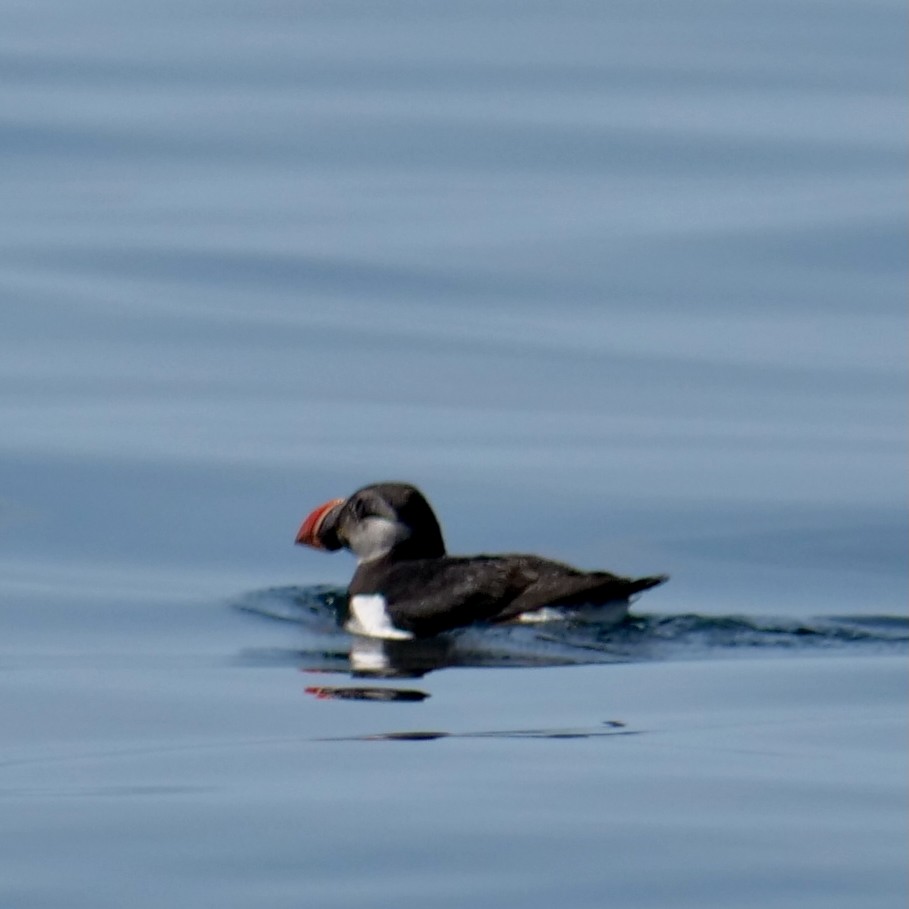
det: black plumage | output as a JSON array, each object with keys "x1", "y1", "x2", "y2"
[{"x1": 296, "y1": 482, "x2": 666, "y2": 638}]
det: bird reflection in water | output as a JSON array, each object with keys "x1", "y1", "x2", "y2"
[
  {"x1": 294, "y1": 628, "x2": 586, "y2": 681},
  {"x1": 305, "y1": 685, "x2": 429, "y2": 702},
  {"x1": 299, "y1": 636, "x2": 463, "y2": 702},
  {"x1": 298, "y1": 625, "x2": 586, "y2": 703},
  {"x1": 345, "y1": 634, "x2": 460, "y2": 677},
  {"x1": 235, "y1": 584, "x2": 631, "y2": 682}
]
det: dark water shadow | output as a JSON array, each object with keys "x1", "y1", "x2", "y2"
[
  {"x1": 316, "y1": 720, "x2": 637, "y2": 742},
  {"x1": 232, "y1": 585, "x2": 909, "y2": 681}
]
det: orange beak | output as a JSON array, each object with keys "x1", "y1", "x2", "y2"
[{"x1": 295, "y1": 498, "x2": 345, "y2": 548}]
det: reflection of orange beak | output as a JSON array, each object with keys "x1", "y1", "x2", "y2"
[{"x1": 294, "y1": 498, "x2": 344, "y2": 548}]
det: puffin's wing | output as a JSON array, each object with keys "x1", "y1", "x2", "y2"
[
  {"x1": 353, "y1": 556, "x2": 666, "y2": 636},
  {"x1": 491, "y1": 569, "x2": 668, "y2": 622},
  {"x1": 354, "y1": 556, "x2": 538, "y2": 636}
]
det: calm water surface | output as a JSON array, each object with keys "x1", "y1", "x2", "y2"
[{"x1": 1, "y1": 1, "x2": 906, "y2": 907}]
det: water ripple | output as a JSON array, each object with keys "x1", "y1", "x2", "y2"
[{"x1": 233, "y1": 585, "x2": 907, "y2": 678}]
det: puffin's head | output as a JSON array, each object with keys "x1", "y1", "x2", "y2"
[{"x1": 295, "y1": 482, "x2": 446, "y2": 563}]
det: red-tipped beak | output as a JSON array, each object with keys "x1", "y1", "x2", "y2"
[{"x1": 295, "y1": 498, "x2": 344, "y2": 548}]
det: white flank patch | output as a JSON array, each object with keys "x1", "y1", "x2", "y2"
[
  {"x1": 346, "y1": 594, "x2": 414, "y2": 640},
  {"x1": 516, "y1": 601, "x2": 630, "y2": 626},
  {"x1": 515, "y1": 607, "x2": 564, "y2": 624}
]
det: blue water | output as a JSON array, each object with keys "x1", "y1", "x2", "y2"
[{"x1": 1, "y1": 1, "x2": 907, "y2": 907}]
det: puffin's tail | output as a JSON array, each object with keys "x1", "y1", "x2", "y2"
[{"x1": 626, "y1": 574, "x2": 669, "y2": 596}]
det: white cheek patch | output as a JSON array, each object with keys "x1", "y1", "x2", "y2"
[
  {"x1": 347, "y1": 517, "x2": 410, "y2": 564},
  {"x1": 346, "y1": 594, "x2": 414, "y2": 641}
]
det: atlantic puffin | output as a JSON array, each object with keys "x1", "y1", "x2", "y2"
[{"x1": 295, "y1": 482, "x2": 666, "y2": 640}]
